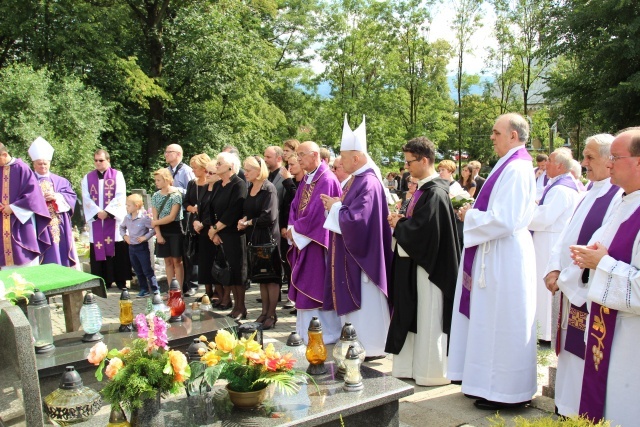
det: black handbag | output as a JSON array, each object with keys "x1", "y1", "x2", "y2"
[
  {"x1": 186, "y1": 230, "x2": 198, "y2": 262},
  {"x1": 247, "y1": 226, "x2": 282, "y2": 282},
  {"x1": 211, "y1": 244, "x2": 231, "y2": 286}
]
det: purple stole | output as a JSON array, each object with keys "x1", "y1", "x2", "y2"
[
  {"x1": 405, "y1": 190, "x2": 424, "y2": 218},
  {"x1": 578, "y1": 203, "x2": 640, "y2": 422},
  {"x1": 459, "y1": 147, "x2": 532, "y2": 318},
  {"x1": 87, "y1": 168, "x2": 117, "y2": 261},
  {"x1": 556, "y1": 184, "x2": 620, "y2": 357},
  {"x1": 539, "y1": 175, "x2": 578, "y2": 205}
]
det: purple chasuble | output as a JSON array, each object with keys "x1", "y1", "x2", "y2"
[
  {"x1": 460, "y1": 147, "x2": 532, "y2": 318},
  {"x1": 0, "y1": 158, "x2": 52, "y2": 266},
  {"x1": 87, "y1": 168, "x2": 118, "y2": 261},
  {"x1": 578, "y1": 203, "x2": 640, "y2": 422},
  {"x1": 38, "y1": 173, "x2": 78, "y2": 267},
  {"x1": 539, "y1": 175, "x2": 579, "y2": 205},
  {"x1": 287, "y1": 162, "x2": 342, "y2": 310},
  {"x1": 557, "y1": 184, "x2": 620, "y2": 357},
  {"x1": 324, "y1": 168, "x2": 393, "y2": 316}
]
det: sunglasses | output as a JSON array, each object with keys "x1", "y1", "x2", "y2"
[
  {"x1": 205, "y1": 171, "x2": 216, "y2": 175},
  {"x1": 94, "y1": 159, "x2": 106, "y2": 163}
]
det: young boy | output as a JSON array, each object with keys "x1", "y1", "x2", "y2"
[{"x1": 119, "y1": 194, "x2": 159, "y2": 297}]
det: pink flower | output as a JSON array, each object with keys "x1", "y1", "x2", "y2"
[
  {"x1": 135, "y1": 313, "x2": 148, "y2": 338},
  {"x1": 105, "y1": 357, "x2": 124, "y2": 379},
  {"x1": 153, "y1": 316, "x2": 168, "y2": 349},
  {"x1": 87, "y1": 342, "x2": 108, "y2": 365}
]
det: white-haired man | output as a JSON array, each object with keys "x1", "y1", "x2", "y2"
[
  {"x1": 530, "y1": 147, "x2": 582, "y2": 342},
  {"x1": 544, "y1": 134, "x2": 621, "y2": 418}
]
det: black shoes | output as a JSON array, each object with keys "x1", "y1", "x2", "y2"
[{"x1": 473, "y1": 399, "x2": 531, "y2": 410}]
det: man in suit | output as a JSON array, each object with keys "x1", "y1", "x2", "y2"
[
  {"x1": 264, "y1": 146, "x2": 286, "y2": 300},
  {"x1": 468, "y1": 160, "x2": 485, "y2": 195}
]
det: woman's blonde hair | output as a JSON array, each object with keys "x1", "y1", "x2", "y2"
[
  {"x1": 153, "y1": 168, "x2": 173, "y2": 185},
  {"x1": 190, "y1": 153, "x2": 211, "y2": 170},
  {"x1": 438, "y1": 159, "x2": 457, "y2": 174},
  {"x1": 244, "y1": 155, "x2": 269, "y2": 181}
]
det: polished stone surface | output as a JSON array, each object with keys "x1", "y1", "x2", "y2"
[
  {"x1": 74, "y1": 362, "x2": 413, "y2": 426},
  {"x1": 37, "y1": 310, "x2": 236, "y2": 380}
]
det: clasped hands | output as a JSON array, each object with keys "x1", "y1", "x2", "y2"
[
  {"x1": 320, "y1": 194, "x2": 340, "y2": 211},
  {"x1": 387, "y1": 213, "x2": 404, "y2": 228},
  {"x1": 569, "y1": 242, "x2": 608, "y2": 270}
]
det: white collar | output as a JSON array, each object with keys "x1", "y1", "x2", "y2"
[
  {"x1": 305, "y1": 165, "x2": 320, "y2": 184},
  {"x1": 416, "y1": 172, "x2": 440, "y2": 188}
]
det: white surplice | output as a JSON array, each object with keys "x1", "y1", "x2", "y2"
[
  {"x1": 81, "y1": 170, "x2": 127, "y2": 243},
  {"x1": 448, "y1": 145, "x2": 538, "y2": 404},
  {"x1": 529, "y1": 173, "x2": 582, "y2": 340},
  {"x1": 583, "y1": 190, "x2": 640, "y2": 427},
  {"x1": 545, "y1": 178, "x2": 622, "y2": 417}
]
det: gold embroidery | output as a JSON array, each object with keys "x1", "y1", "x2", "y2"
[
  {"x1": 95, "y1": 241, "x2": 103, "y2": 250},
  {"x1": 39, "y1": 180, "x2": 61, "y2": 244},
  {"x1": 341, "y1": 176, "x2": 354, "y2": 201},
  {"x1": 298, "y1": 181, "x2": 316, "y2": 213},
  {"x1": 104, "y1": 178, "x2": 115, "y2": 203},
  {"x1": 568, "y1": 305, "x2": 587, "y2": 331},
  {"x1": 590, "y1": 305, "x2": 610, "y2": 371},
  {"x1": 2, "y1": 165, "x2": 13, "y2": 266}
]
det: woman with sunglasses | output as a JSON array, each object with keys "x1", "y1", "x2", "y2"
[
  {"x1": 239, "y1": 156, "x2": 282, "y2": 329},
  {"x1": 207, "y1": 152, "x2": 248, "y2": 319},
  {"x1": 192, "y1": 158, "x2": 223, "y2": 303}
]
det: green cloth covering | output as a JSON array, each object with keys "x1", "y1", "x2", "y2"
[{"x1": 0, "y1": 264, "x2": 106, "y2": 298}]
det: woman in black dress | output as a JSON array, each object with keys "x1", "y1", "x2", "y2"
[
  {"x1": 238, "y1": 156, "x2": 282, "y2": 330},
  {"x1": 208, "y1": 152, "x2": 248, "y2": 320}
]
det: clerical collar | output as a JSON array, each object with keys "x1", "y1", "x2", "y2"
[
  {"x1": 340, "y1": 176, "x2": 351, "y2": 188},
  {"x1": 35, "y1": 172, "x2": 50, "y2": 178},
  {"x1": 96, "y1": 170, "x2": 106, "y2": 179},
  {"x1": 589, "y1": 177, "x2": 609, "y2": 191},
  {"x1": 305, "y1": 166, "x2": 320, "y2": 184},
  {"x1": 351, "y1": 162, "x2": 372, "y2": 176},
  {"x1": 416, "y1": 172, "x2": 440, "y2": 188},
  {"x1": 548, "y1": 172, "x2": 572, "y2": 185}
]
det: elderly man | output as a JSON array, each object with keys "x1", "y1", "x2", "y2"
[
  {"x1": 82, "y1": 149, "x2": 131, "y2": 289},
  {"x1": 29, "y1": 137, "x2": 78, "y2": 268},
  {"x1": 386, "y1": 136, "x2": 460, "y2": 384},
  {"x1": 165, "y1": 143, "x2": 196, "y2": 295},
  {"x1": 530, "y1": 147, "x2": 582, "y2": 341},
  {"x1": 286, "y1": 141, "x2": 342, "y2": 344},
  {"x1": 331, "y1": 156, "x2": 351, "y2": 188},
  {"x1": 0, "y1": 142, "x2": 51, "y2": 268},
  {"x1": 322, "y1": 115, "x2": 393, "y2": 360},
  {"x1": 569, "y1": 128, "x2": 640, "y2": 426},
  {"x1": 543, "y1": 134, "x2": 621, "y2": 418},
  {"x1": 448, "y1": 113, "x2": 537, "y2": 410}
]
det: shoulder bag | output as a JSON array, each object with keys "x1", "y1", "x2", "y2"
[
  {"x1": 247, "y1": 224, "x2": 282, "y2": 283},
  {"x1": 211, "y1": 244, "x2": 232, "y2": 286}
]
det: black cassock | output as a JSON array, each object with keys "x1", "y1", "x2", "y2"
[{"x1": 385, "y1": 177, "x2": 460, "y2": 355}]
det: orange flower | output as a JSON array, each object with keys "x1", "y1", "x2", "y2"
[
  {"x1": 105, "y1": 357, "x2": 124, "y2": 379},
  {"x1": 87, "y1": 342, "x2": 108, "y2": 365},
  {"x1": 169, "y1": 350, "x2": 189, "y2": 382}
]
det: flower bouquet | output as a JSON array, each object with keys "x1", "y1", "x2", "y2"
[
  {"x1": 450, "y1": 190, "x2": 474, "y2": 210},
  {"x1": 87, "y1": 313, "x2": 190, "y2": 411},
  {"x1": 187, "y1": 330, "x2": 310, "y2": 398},
  {"x1": 0, "y1": 273, "x2": 35, "y2": 305}
]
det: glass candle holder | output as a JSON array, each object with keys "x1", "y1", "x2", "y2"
[
  {"x1": 282, "y1": 332, "x2": 308, "y2": 371},
  {"x1": 27, "y1": 289, "x2": 55, "y2": 353},
  {"x1": 168, "y1": 279, "x2": 185, "y2": 322},
  {"x1": 190, "y1": 302, "x2": 201, "y2": 321},
  {"x1": 80, "y1": 291, "x2": 103, "y2": 342},
  {"x1": 305, "y1": 317, "x2": 327, "y2": 375},
  {"x1": 332, "y1": 322, "x2": 365, "y2": 377},
  {"x1": 343, "y1": 345, "x2": 364, "y2": 392},
  {"x1": 118, "y1": 289, "x2": 134, "y2": 332}
]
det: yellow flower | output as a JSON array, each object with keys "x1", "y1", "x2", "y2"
[
  {"x1": 201, "y1": 351, "x2": 221, "y2": 367},
  {"x1": 169, "y1": 350, "x2": 189, "y2": 382},
  {"x1": 105, "y1": 357, "x2": 124, "y2": 379},
  {"x1": 199, "y1": 335, "x2": 208, "y2": 343},
  {"x1": 214, "y1": 330, "x2": 237, "y2": 353},
  {"x1": 242, "y1": 338, "x2": 262, "y2": 354}
]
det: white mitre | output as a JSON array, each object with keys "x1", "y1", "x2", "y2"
[
  {"x1": 340, "y1": 114, "x2": 367, "y2": 152},
  {"x1": 28, "y1": 137, "x2": 54, "y2": 161}
]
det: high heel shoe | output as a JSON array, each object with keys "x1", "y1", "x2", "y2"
[
  {"x1": 215, "y1": 302, "x2": 232, "y2": 310},
  {"x1": 261, "y1": 315, "x2": 277, "y2": 330},
  {"x1": 255, "y1": 314, "x2": 267, "y2": 323},
  {"x1": 228, "y1": 310, "x2": 247, "y2": 321}
]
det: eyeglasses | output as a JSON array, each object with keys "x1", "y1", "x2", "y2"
[
  {"x1": 404, "y1": 158, "x2": 420, "y2": 166},
  {"x1": 408, "y1": 181, "x2": 418, "y2": 186},
  {"x1": 94, "y1": 159, "x2": 106, "y2": 163},
  {"x1": 205, "y1": 171, "x2": 216, "y2": 175},
  {"x1": 296, "y1": 151, "x2": 313, "y2": 159},
  {"x1": 608, "y1": 155, "x2": 639, "y2": 162}
]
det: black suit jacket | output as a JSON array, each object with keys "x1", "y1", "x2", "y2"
[{"x1": 474, "y1": 175, "x2": 486, "y2": 196}]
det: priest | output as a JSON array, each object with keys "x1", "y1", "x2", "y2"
[
  {"x1": 569, "y1": 127, "x2": 640, "y2": 427},
  {"x1": 81, "y1": 149, "x2": 131, "y2": 289},
  {"x1": 448, "y1": 113, "x2": 538, "y2": 410},
  {"x1": 386, "y1": 136, "x2": 460, "y2": 385},
  {"x1": 0, "y1": 142, "x2": 51, "y2": 268},
  {"x1": 543, "y1": 133, "x2": 621, "y2": 418},
  {"x1": 321, "y1": 115, "x2": 392, "y2": 359},
  {"x1": 29, "y1": 137, "x2": 79, "y2": 268},
  {"x1": 286, "y1": 141, "x2": 343, "y2": 344},
  {"x1": 529, "y1": 147, "x2": 581, "y2": 341}
]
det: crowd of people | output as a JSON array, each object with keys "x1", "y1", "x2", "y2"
[{"x1": 1, "y1": 112, "x2": 639, "y2": 425}]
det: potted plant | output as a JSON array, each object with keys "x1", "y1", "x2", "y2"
[
  {"x1": 87, "y1": 313, "x2": 190, "y2": 426},
  {"x1": 187, "y1": 330, "x2": 312, "y2": 409}
]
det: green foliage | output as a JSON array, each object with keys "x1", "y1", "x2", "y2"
[{"x1": 489, "y1": 413, "x2": 610, "y2": 427}]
